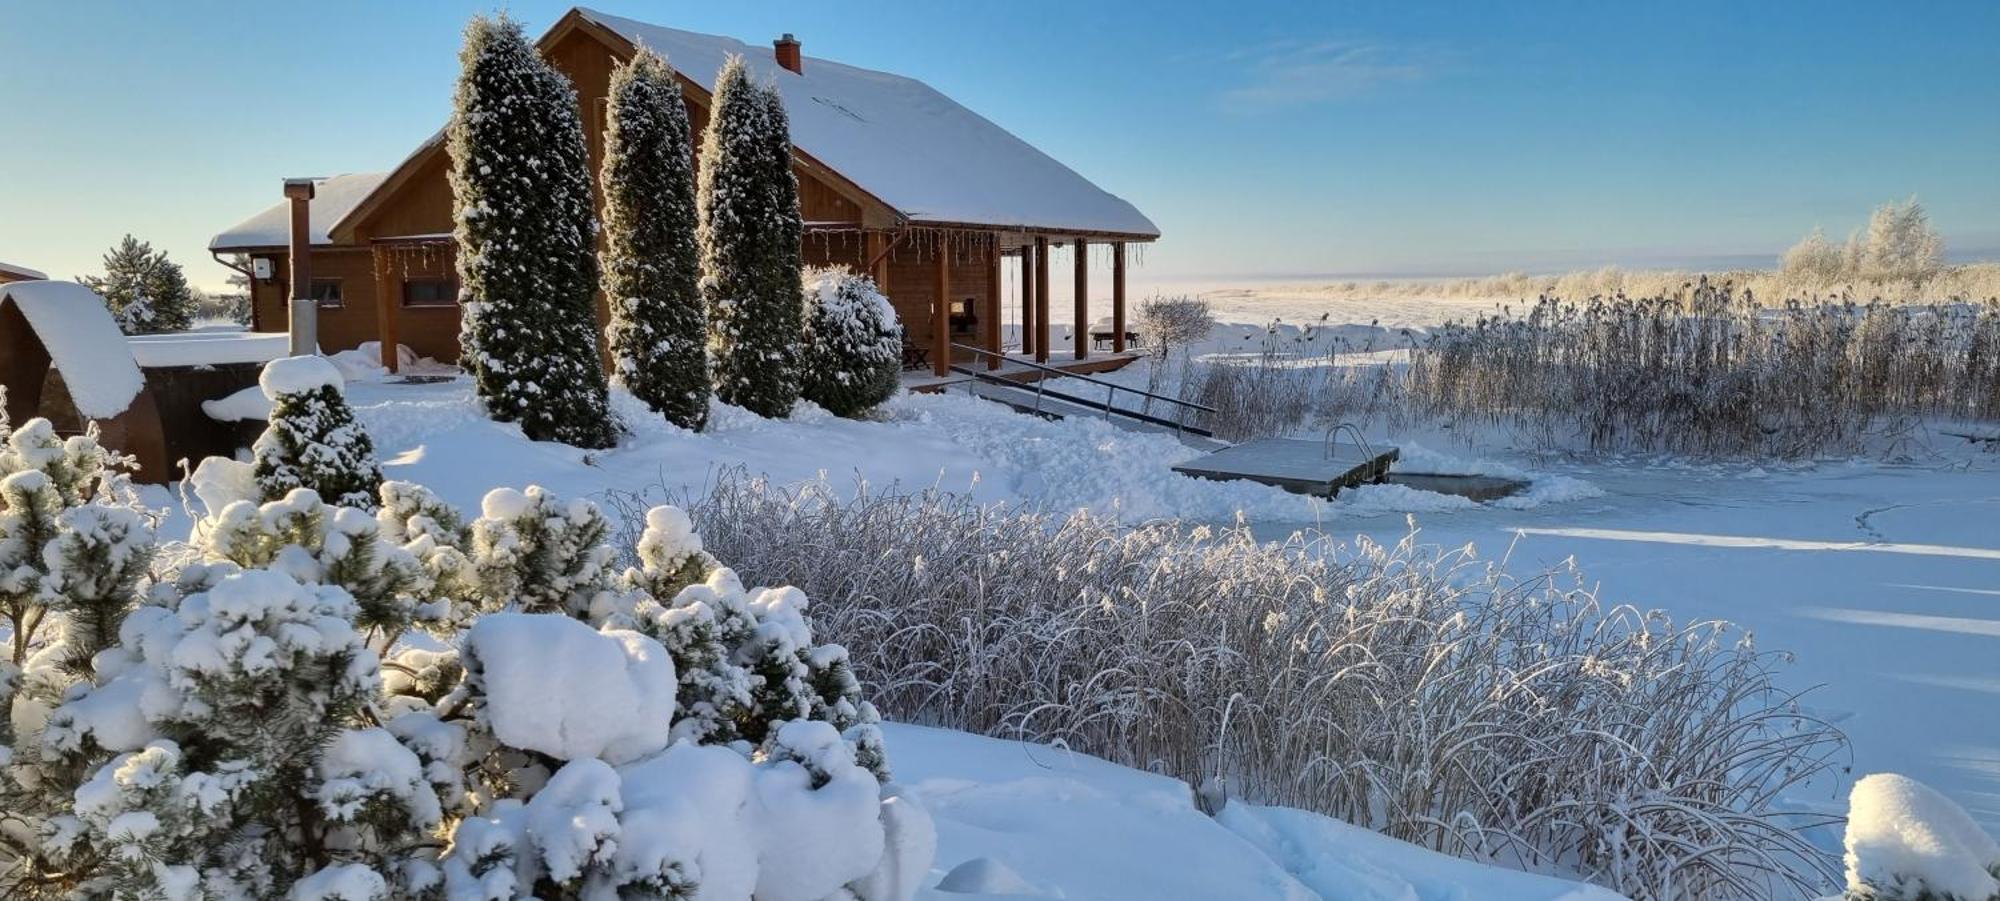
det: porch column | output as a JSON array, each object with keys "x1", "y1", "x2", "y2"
[
  {"x1": 1112, "y1": 242, "x2": 1127, "y2": 353},
  {"x1": 932, "y1": 243, "x2": 951, "y2": 377},
  {"x1": 866, "y1": 231, "x2": 891, "y2": 291},
  {"x1": 1019, "y1": 243, "x2": 1036, "y2": 357},
  {"x1": 1073, "y1": 238, "x2": 1089, "y2": 360},
  {"x1": 984, "y1": 239, "x2": 1003, "y2": 370},
  {"x1": 372, "y1": 245, "x2": 401, "y2": 373},
  {"x1": 1033, "y1": 236, "x2": 1050, "y2": 364}
]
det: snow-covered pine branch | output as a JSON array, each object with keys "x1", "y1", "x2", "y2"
[
  {"x1": 699, "y1": 55, "x2": 806, "y2": 419},
  {"x1": 0, "y1": 407, "x2": 928, "y2": 899},
  {"x1": 801, "y1": 267, "x2": 903, "y2": 418},
  {"x1": 601, "y1": 47, "x2": 710, "y2": 432},
  {"x1": 252, "y1": 355, "x2": 385, "y2": 512},
  {"x1": 449, "y1": 14, "x2": 616, "y2": 449}
]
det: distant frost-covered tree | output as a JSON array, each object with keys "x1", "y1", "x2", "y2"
[
  {"x1": 1780, "y1": 227, "x2": 1846, "y2": 284},
  {"x1": 601, "y1": 48, "x2": 709, "y2": 431},
  {"x1": 801, "y1": 267, "x2": 902, "y2": 417},
  {"x1": 449, "y1": 14, "x2": 615, "y2": 448},
  {"x1": 699, "y1": 56, "x2": 805, "y2": 418},
  {"x1": 251, "y1": 355, "x2": 383, "y2": 511},
  {"x1": 1861, "y1": 197, "x2": 1946, "y2": 283},
  {"x1": 79, "y1": 235, "x2": 194, "y2": 334}
]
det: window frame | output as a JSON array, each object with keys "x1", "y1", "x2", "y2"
[
  {"x1": 400, "y1": 278, "x2": 459, "y2": 309},
  {"x1": 310, "y1": 278, "x2": 344, "y2": 310}
]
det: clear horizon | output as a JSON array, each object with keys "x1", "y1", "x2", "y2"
[{"x1": 3, "y1": 0, "x2": 1997, "y2": 291}]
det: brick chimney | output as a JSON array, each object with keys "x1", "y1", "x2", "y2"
[{"x1": 773, "y1": 33, "x2": 801, "y2": 74}]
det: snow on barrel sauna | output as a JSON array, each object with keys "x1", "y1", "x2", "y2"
[{"x1": 0, "y1": 280, "x2": 283, "y2": 483}]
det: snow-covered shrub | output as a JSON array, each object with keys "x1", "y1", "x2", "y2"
[
  {"x1": 0, "y1": 456, "x2": 926, "y2": 898},
  {"x1": 252, "y1": 355, "x2": 384, "y2": 511},
  {"x1": 601, "y1": 47, "x2": 710, "y2": 432},
  {"x1": 801, "y1": 267, "x2": 902, "y2": 418},
  {"x1": 1844, "y1": 774, "x2": 2000, "y2": 901},
  {"x1": 690, "y1": 472, "x2": 1849, "y2": 900},
  {"x1": 450, "y1": 14, "x2": 615, "y2": 449},
  {"x1": 700, "y1": 55, "x2": 806, "y2": 419},
  {"x1": 1137, "y1": 295, "x2": 1215, "y2": 403}
]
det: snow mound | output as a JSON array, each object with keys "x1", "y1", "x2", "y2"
[
  {"x1": 1844, "y1": 773, "x2": 2000, "y2": 900},
  {"x1": 463, "y1": 613, "x2": 677, "y2": 764},
  {"x1": 260, "y1": 354, "x2": 345, "y2": 400},
  {"x1": 935, "y1": 857, "x2": 1043, "y2": 895},
  {"x1": 0, "y1": 280, "x2": 145, "y2": 419},
  {"x1": 201, "y1": 384, "x2": 272, "y2": 423}
]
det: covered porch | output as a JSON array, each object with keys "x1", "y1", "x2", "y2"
[{"x1": 814, "y1": 225, "x2": 1146, "y2": 380}]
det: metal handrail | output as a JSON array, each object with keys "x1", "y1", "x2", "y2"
[
  {"x1": 948, "y1": 343, "x2": 1216, "y2": 414},
  {"x1": 1324, "y1": 422, "x2": 1374, "y2": 461}
]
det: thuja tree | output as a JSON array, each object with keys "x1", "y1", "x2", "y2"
[
  {"x1": 802, "y1": 267, "x2": 903, "y2": 417},
  {"x1": 699, "y1": 56, "x2": 805, "y2": 418},
  {"x1": 601, "y1": 47, "x2": 709, "y2": 431},
  {"x1": 252, "y1": 355, "x2": 384, "y2": 511},
  {"x1": 79, "y1": 235, "x2": 194, "y2": 334},
  {"x1": 449, "y1": 14, "x2": 615, "y2": 449}
]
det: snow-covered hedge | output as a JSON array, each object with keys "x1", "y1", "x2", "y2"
[
  {"x1": 252, "y1": 355, "x2": 384, "y2": 511},
  {"x1": 1844, "y1": 774, "x2": 2000, "y2": 901},
  {"x1": 689, "y1": 473, "x2": 1851, "y2": 900},
  {"x1": 0, "y1": 414, "x2": 929, "y2": 899},
  {"x1": 801, "y1": 268, "x2": 903, "y2": 418}
]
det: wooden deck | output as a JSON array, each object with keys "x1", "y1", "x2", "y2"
[
  {"x1": 1172, "y1": 439, "x2": 1400, "y2": 497},
  {"x1": 902, "y1": 349, "x2": 1143, "y2": 393}
]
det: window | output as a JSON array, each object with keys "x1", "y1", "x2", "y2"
[
  {"x1": 402, "y1": 278, "x2": 458, "y2": 308},
  {"x1": 311, "y1": 279, "x2": 343, "y2": 309}
]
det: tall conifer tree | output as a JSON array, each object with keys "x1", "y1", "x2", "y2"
[
  {"x1": 448, "y1": 14, "x2": 615, "y2": 448},
  {"x1": 698, "y1": 57, "x2": 806, "y2": 418},
  {"x1": 601, "y1": 48, "x2": 709, "y2": 430}
]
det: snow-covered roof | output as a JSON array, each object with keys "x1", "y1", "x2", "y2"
[
  {"x1": 578, "y1": 9, "x2": 1158, "y2": 238},
  {"x1": 126, "y1": 330, "x2": 291, "y2": 367},
  {"x1": 209, "y1": 172, "x2": 391, "y2": 251},
  {"x1": 0, "y1": 281, "x2": 145, "y2": 419},
  {"x1": 0, "y1": 261, "x2": 48, "y2": 281}
]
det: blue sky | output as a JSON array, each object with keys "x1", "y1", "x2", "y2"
[{"x1": 2, "y1": 0, "x2": 1996, "y2": 290}]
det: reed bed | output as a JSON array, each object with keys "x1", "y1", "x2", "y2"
[
  {"x1": 1407, "y1": 280, "x2": 2000, "y2": 457},
  {"x1": 676, "y1": 473, "x2": 1849, "y2": 900}
]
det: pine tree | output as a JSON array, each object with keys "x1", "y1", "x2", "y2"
[
  {"x1": 802, "y1": 267, "x2": 904, "y2": 417},
  {"x1": 80, "y1": 235, "x2": 194, "y2": 334},
  {"x1": 251, "y1": 356, "x2": 384, "y2": 511},
  {"x1": 699, "y1": 56, "x2": 805, "y2": 418},
  {"x1": 449, "y1": 14, "x2": 616, "y2": 449},
  {"x1": 601, "y1": 48, "x2": 709, "y2": 431}
]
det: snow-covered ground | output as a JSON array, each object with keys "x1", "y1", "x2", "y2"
[
  {"x1": 149, "y1": 288, "x2": 2000, "y2": 896},
  {"x1": 888, "y1": 723, "x2": 1620, "y2": 901}
]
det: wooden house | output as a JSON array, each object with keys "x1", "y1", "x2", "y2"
[
  {"x1": 0, "y1": 261, "x2": 48, "y2": 285},
  {"x1": 209, "y1": 7, "x2": 1159, "y2": 379}
]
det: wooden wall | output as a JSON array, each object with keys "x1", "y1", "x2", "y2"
[{"x1": 250, "y1": 244, "x2": 460, "y2": 362}]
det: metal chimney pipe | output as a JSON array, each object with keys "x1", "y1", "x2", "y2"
[{"x1": 283, "y1": 177, "x2": 317, "y2": 355}]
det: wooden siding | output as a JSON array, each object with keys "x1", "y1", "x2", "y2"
[{"x1": 250, "y1": 245, "x2": 461, "y2": 362}]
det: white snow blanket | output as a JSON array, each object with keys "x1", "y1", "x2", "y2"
[
  {"x1": 580, "y1": 9, "x2": 1157, "y2": 236},
  {"x1": 1845, "y1": 773, "x2": 2000, "y2": 900},
  {"x1": 0, "y1": 280, "x2": 145, "y2": 419},
  {"x1": 463, "y1": 613, "x2": 678, "y2": 764},
  {"x1": 208, "y1": 172, "x2": 390, "y2": 250},
  {"x1": 127, "y1": 330, "x2": 289, "y2": 367}
]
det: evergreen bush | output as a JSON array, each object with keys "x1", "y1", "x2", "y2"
[
  {"x1": 699, "y1": 57, "x2": 805, "y2": 418},
  {"x1": 449, "y1": 14, "x2": 615, "y2": 449},
  {"x1": 601, "y1": 48, "x2": 709, "y2": 431},
  {"x1": 251, "y1": 355, "x2": 384, "y2": 511},
  {"x1": 801, "y1": 267, "x2": 903, "y2": 417}
]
